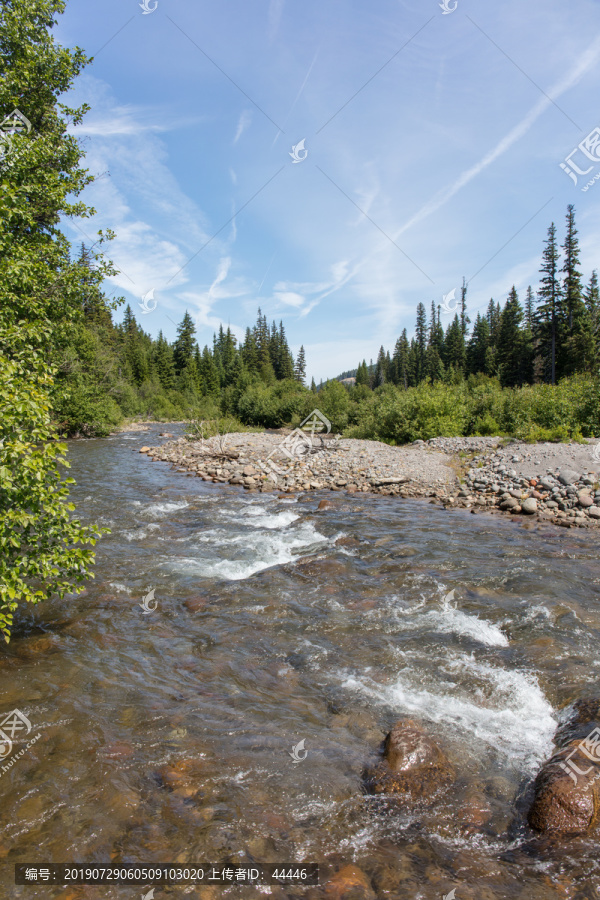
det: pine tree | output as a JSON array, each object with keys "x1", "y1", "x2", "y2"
[
  {"x1": 415, "y1": 302, "x2": 428, "y2": 383},
  {"x1": 496, "y1": 287, "x2": 531, "y2": 387},
  {"x1": 275, "y1": 321, "x2": 294, "y2": 380},
  {"x1": 173, "y1": 311, "x2": 197, "y2": 374},
  {"x1": 221, "y1": 326, "x2": 237, "y2": 379},
  {"x1": 392, "y1": 330, "x2": 410, "y2": 389},
  {"x1": 561, "y1": 205, "x2": 584, "y2": 333},
  {"x1": 241, "y1": 327, "x2": 258, "y2": 372},
  {"x1": 355, "y1": 360, "x2": 370, "y2": 387},
  {"x1": 460, "y1": 277, "x2": 470, "y2": 337},
  {"x1": 373, "y1": 346, "x2": 386, "y2": 387},
  {"x1": 561, "y1": 205, "x2": 592, "y2": 376},
  {"x1": 584, "y1": 271, "x2": 600, "y2": 372},
  {"x1": 443, "y1": 314, "x2": 466, "y2": 376},
  {"x1": 425, "y1": 345, "x2": 444, "y2": 383},
  {"x1": 199, "y1": 346, "x2": 220, "y2": 396},
  {"x1": 294, "y1": 345, "x2": 307, "y2": 384},
  {"x1": 428, "y1": 302, "x2": 444, "y2": 356},
  {"x1": 153, "y1": 330, "x2": 176, "y2": 390},
  {"x1": 466, "y1": 313, "x2": 491, "y2": 376},
  {"x1": 486, "y1": 299, "x2": 501, "y2": 345},
  {"x1": 524, "y1": 286, "x2": 536, "y2": 330},
  {"x1": 535, "y1": 223, "x2": 561, "y2": 384}
]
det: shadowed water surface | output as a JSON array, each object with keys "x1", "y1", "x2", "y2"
[{"x1": 1, "y1": 426, "x2": 600, "y2": 899}]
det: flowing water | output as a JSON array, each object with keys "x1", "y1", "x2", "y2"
[{"x1": 2, "y1": 426, "x2": 600, "y2": 899}]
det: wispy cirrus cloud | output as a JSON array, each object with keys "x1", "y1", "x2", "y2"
[
  {"x1": 396, "y1": 31, "x2": 600, "y2": 238},
  {"x1": 233, "y1": 110, "x2": 252, "y2": 144}
]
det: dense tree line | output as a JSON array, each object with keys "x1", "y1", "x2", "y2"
[
  {"x1": 52, "y1": 294, "x2": 311, "y2": 433},
  {"x1": 354, "y1": 207, "x2": 599, "y2": 391}
]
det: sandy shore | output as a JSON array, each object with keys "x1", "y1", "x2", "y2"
[{"x1": 137, "y1": 431, "x2": 600, "y2": 531}]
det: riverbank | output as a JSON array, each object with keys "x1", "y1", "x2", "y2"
[{"x1": 136, "y1": 430, "x2": 600, "y2": 531}]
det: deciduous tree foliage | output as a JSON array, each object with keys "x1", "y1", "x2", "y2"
[{"x1": 0, "y1": 0, "x2": 113, "y2": 641}]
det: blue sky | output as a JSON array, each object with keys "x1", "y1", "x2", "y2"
[{"x1": 57, "y1": 0, "x2": 600, "y2": 381}]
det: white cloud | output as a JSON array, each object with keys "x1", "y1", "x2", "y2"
[
  {"x1": 177, "y1": 258, "x2": 249, "y2": 345},
  {"x1": 268, "y1": 0, "x2": 285, "y2": 40},
  {"x1": 233, "y1": 110, "x2": 252, "y2": 144},
  {"x1": 395, "y1": 32, "x2": 600, "y2": 239}
]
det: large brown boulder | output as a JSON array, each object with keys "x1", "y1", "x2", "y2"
[
  {"x1": 528, "y1": 701, "x2": 600, "y2": 835},
  {"x1": 363, "y1": 719, "x2": 454, "y2": 801},
  {"x1": 528, "y1": 741, "x2": 600, "y2": 835}
]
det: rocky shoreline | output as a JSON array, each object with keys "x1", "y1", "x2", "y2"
[{"x1": 137, "y1": 431, "x2": 600, "y2": 531}]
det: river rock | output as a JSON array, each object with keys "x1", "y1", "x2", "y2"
[
  {"x1": 324, "y1": 865, "x2": 376, "y2": 900},
  {"x1": 528, "y1": 740, "x2": 600, "y2": 835},
  {"x1": 318, "y1": 499, "x2": 333, "y2": 510},
  {"x1": 521, "y1": 498, "x2": 537, "y2": 515},
  {"x1": 578, "y1": 493, "x2": 594, "y2": 508},
  {"x1": 558, "y1": 469, "x2": 580, "y2": 486},
  {"x1": 588, "y1": 506, "x2": 600, "y2": 519},
  {"x1": 139, "y1": 446, "x2": 150, "y2": 453},
  {"x1": 363, "y1": 719, "x2": 453, "y2": 800},
  {"x1": 157, "y1": 757, "x2": 210, "y2": 797},
  {"x1": 184, "y1": 597, "x2": 205, "y2": 612},
  {"x1": 371, "y1": 476, "x2": 410, "y2": 487}
]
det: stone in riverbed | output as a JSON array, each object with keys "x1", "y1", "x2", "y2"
[
  {"x1": 370, "y1": 476, "x2": 410, "y2": 486},
  {"x1": 528, "y1": 740, "x2": 600, "y2": 835},
  {"x1": 363, "y1": 719, "x2": 453, "y2": 801},
  {"x1": 578, "y1": 493, "x2": 594, "y2": 508},
  {"x1": 521, "y1": 498, "x2": 537, "y2": 515},
  {"x1": 324, "y1": 865, "x2": 376, "y2": 900},
  {"x1": 139, "y1": 446, "x2": 150, "y2": 453},
  {"x1": 588, "y1": 506, "x2": 600, "y2": 519},
  {"x1": 184, "y1": 597, "x2": 205, "y2": 612},
  {"x1": 558, "y1": 469, "x2": 580, "y2": 486}
]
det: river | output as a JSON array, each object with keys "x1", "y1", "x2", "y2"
[{"x1": 1, "y1": 425, "x2": 600, "y2": 899}]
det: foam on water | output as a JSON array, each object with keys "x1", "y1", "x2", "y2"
[
  {"x1": 424, "y1": 603, "x2": 509, "y2": 647},
  {"x1": 243, "y1": 508, "x2": 300, "y2": 529},
  {"x1": 170, "y1": 521, "x2": 329, "y2": 581},
  {"x1": 123, "y1": 523, "x2": 161, "y2": 542},
  {"x1": 376, "y1": 592, "x2": 508, "y2": 647},
  {"x1": 343, "y1": 655, "x2": 556, "y2": 772},
  {"x1": 139, "y1": 500, "x2": 189, "y2": 518}
]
